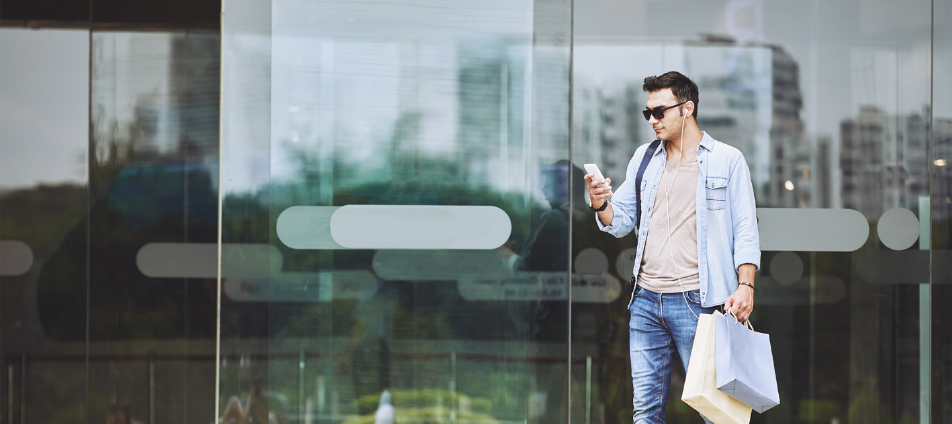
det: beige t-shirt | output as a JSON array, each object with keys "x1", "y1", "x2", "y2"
[{"x1": 637, "y1": 159, "x2": 701, "y2": 293}]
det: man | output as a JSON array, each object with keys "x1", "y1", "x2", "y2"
[{"x1": 583, "y1": 71, "x2": 760, "y2": 423}]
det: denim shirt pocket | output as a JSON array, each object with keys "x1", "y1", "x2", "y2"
[{"x1": 705, "y1": 177, "x2": 728, "y2": 210}]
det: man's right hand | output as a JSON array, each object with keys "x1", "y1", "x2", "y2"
[{"x1": 583, "y1": 173, "x2": 613, "y2": 209}]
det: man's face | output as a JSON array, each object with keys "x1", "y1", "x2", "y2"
[{"x1": 645, "y1": 88, "x2": 686, "y2": 141}]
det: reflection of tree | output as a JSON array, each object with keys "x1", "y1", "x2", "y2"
[
  {"x1": 0, "y1": 184, "x2": 87, "y2": 340},
  {"x1": 0, "y1": 184, "x2": 87, "y2": 257},
  {"x1": 30, "y1": 139, "x2": 221, "y2": 341}
]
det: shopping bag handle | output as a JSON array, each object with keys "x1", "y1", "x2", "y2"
[{"x1": 725, "y1": 309, "x2": 755, "y2": 334}]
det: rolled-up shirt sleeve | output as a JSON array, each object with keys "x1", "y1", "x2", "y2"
[
  {"x1": 728, "y1": 152, "x2": 761, "y2": 271},
  {"x1": 596, "y1": 145, "x2": 645, "y2": 238}
]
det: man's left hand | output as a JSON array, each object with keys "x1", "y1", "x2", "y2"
[
  {"x1": 724, "y1": 263, "x2": 757, "y2": 322},
  {"x1": 723, "y1": 286, "x2": 753, "y2": 322}
]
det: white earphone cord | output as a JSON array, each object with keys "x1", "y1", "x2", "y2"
[{"x1": 662, "y1": 109, "x2": 699, "y2": 319}]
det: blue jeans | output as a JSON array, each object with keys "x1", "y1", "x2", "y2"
[{"x1": 629, "y1": 285, "x2": 718, "y2": 424}]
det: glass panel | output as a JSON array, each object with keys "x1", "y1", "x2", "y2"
[
  {"x1": 931, "y1": 0, "x2": 952, "y2": 422},
  {"x1": 86, "y1": 29, "x2": 219, "y2": 423},
  {"x1": 0, "y1": 28, "x2": 90, "y2": 424},
  {"x1": 1, "y1": 22, "x2": 221, "y2": 424},
  {"x1": 573, "y1": 0, "x2": 933, "y2": 423},
  {"x1": 221, "y1": 1, "x2": 572, "y2": 424}
]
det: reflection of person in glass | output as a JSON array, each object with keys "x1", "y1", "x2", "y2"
[
  {"x1": 107, "y1": 405, "x2": 143, "y2": 424},
  {"x1": 499, "y1": 160, "x2": 604, "y2": 424},
  {"x1": 219, "y1": 378, "x2": 285, "y2": 424},
  {"x1": 344, "y1": 279, "x2": 396, "y2": 416},
  {"x1": 501, "y1": 160, "x2": 582, "y2": 272},
  {"x1": 584, "y1": 71, "x2": 760, "y2": 423},
  {"x1": 499, "y1": 161, "x2": 593, "y2": 339}
]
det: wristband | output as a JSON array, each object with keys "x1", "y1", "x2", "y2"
[
  {"x1": 738, "y1": 282, "x2": 755, "y2": 292},
  {"x1": 589, "y1": 200, "x2": 608, "y2": 212}
]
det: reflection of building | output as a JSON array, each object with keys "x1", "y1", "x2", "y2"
[
  {"x1": 840, "y1": 107, "x2": 887, "y2": 218},
  {"x1": 839, "y1": 106, "x2": 936, "y2": 219},
  {"x1": 815, "y1": 136, "x2": 834, "y2": 208},
  {"x1": 936, "y1": 118, "x2": 952, "y2": 220},
  {"x1": 690, "y1": 42, "x2": 811, "y2": 208},
  {"x1": 573, "y1": 86, "x2": 643, "y2": 181},
  {"x1": 456, "y1": 40, "x2": 568, "y2": 196},
  {"x1": 323, "y1": 36, "x2": 569, "y2": 198},
  {"x1": 767, "y1": 46, "x2": 811, "y2": 208},
  {"x1": 574, "y1": 40, "x2": 809, "y2": 207},
  {"x1": 903, "y1": 110, "x2": 930, "y2": 199},
  {"x1": 457, "y1": 39, "x2": 516, "y2": 187}
]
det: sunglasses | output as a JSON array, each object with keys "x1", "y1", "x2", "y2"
[{"x1": 642, "y1": 101, "x2": 686, "y2": 121}]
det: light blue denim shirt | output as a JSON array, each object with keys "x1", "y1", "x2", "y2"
[{"x1": 597, "y1": 131, "x2": 761, "y2": 308}]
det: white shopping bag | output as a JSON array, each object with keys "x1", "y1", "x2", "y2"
[{"x1": 682, "y1": 311, "x2": 752, "y2": 424}]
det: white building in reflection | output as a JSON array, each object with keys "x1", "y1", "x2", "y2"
[
  {"x1": 573, "y1": 39, "x2": 811, "y2": 208},
  {"x1": 840, "y1": 106, "x2": 939, "y2": 219},
  {"x1": 267, "y1": 32, "x2": 570, "y2": 206}
]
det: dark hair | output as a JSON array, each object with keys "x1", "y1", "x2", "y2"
[
  {"x1": 542, "y1": 160, "x2": 588, "y2": 206},
  {"x1": 642, "y1": 71, "x2": 700, "y2": 118}
]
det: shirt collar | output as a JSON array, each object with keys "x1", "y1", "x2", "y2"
[
  {"x1": 654, "y1": 130, "x2": 715, "y2": 156},
  {"x1": 699, "y1": 131, "x2": 715, "y2": 151}
]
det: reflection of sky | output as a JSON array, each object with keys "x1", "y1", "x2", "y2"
[
  {"x1": 4, "y1": 0, "x2": 935, "y2": 193},
  {"x1": 268, "y1": 0, "x2": 541, "y2": 197},
  {"x1": 0, "y1": 29, "x2": 89, "y2": 189},
  {"x1": 574, "y1": 0, "x2": 933, "y2": 138}
]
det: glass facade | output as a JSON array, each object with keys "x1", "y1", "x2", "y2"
[{"x1": 2, "y1": 1, "x2": 951, "y2": 424}]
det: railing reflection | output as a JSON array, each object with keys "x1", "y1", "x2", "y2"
[{"x1": 6, "y1": 350, "x2": 607, "y2": 424}]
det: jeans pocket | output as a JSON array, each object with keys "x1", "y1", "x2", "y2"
[
  {"x1": 685, "y1": 290, "x2": 702, "y2": 304},
  {"x1": 705, "y1": 177, "x2": 727, "y2": 210},
  {"x1": 632, "y1": 284, "x2": 643, "y2": 298}
]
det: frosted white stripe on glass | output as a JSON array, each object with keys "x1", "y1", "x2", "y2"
[
  {"x1": 758, "y1": 208, "x2": 868, "y2": 252},
  {"x1": 223, "y1": 271, "x2": 377, "y2": 302},
  {"x1": 0, "y1": 240, "x2": 33, "y2": 276},
  {"x1": 458, "y1": 273, "x2": 621, "y2": 303},
  {"x1": 877, "y1": 208, "x2": 920, "y2": 251},
  {"x1": 330, "y1": 205, "x2": 511, "y2": 250},
  {"x1": 137, "y1": 243, "x2": 282, "y2": 278},
  {"x1": 276, "y1": 206, "x2": 345, "y2": 249},
  {"x1": 373, "y1": 250, "x2": 510, "y2": 281}
]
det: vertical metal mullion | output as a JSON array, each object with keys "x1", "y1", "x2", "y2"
[
  {"x1": 584, "y1": 356, "x2": 591, "y2": 424},
  {"x1": 149, "y1": 353, "x2": 156, "y2": 424},
  {"x1": 215, "y1": 1, "x2": 226, "y2": 421},
  {"x1": 926, "y1": 0, "x2": 936, "y2": 423},
  {"x1": 450, "y1": 351, "x2": 457, "y2": 422},
  {"x1": 8, "y1": 364, "x2": 14, "y2": 424},
  {"x1": 565, "y1": 0, "x2": 576, "y2": 421},
  {"x1": 85, "y1": 23, "x2": 94, "y2": 424},
  {"x1": 19, "y1": 355, "x2": 25, "y2": 424},
  {"x1": 181, "y1": 30, "x2": 193, "y2": 424},
  {"x1": 807, "y1": 1, "x2": 820, "y2": 421},
  {"x1": 299, "y1": 349, "x2": 306, "y2": 422}
]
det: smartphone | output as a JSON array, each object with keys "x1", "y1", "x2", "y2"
[{"x1": 584, "y1": 163, "x2": 608, "y2": 188}]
